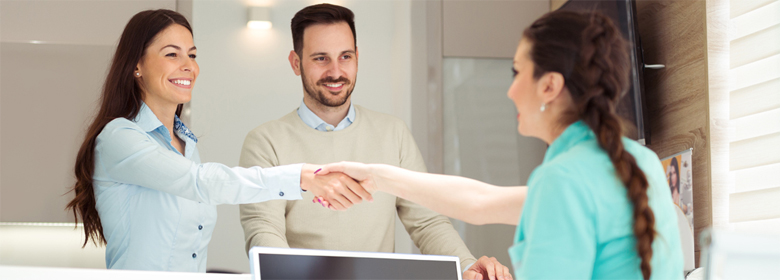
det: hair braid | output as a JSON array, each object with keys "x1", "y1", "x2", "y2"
[
  {"x1": 579, "y1": 14, "x2": 656, "y2": 280},
  {"x1": 524, "y1": 11, "x2": 656, "y2": 279}
]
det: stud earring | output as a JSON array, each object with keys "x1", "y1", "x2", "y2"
[
  {"x1": 135, "y1": 72, "x2": 140, "y2": 77},
  {"x1": 540, "y1": 103, "x2": 547, "y2": 112}
]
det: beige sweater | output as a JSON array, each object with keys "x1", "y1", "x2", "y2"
[{"x1": 238, "y1": 105, "x2": 477, "y2": 269}]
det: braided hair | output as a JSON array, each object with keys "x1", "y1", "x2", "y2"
[{"x1": 523, "y1": 11, "x2": 656, "y2": 279}]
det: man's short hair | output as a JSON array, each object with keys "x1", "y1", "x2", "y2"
[{"x1": 291, "y1": 3, "x2": 356, "y2": 56}]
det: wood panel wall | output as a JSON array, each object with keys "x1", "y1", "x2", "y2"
[{"x1": 634, "y1": 0, "x2": 710, "y2": 264}]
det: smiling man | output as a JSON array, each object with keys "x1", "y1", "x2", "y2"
[{"x1": 238, "y1": 4, "x2": 509, "y2": 279}]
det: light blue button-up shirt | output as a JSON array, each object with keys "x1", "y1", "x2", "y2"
[
  {"x1": 93, "y1": 103, "x2": 304, "y2": 272},
  {"x1": 297, "y1": 100, "x2": 355, "y2": 131}
]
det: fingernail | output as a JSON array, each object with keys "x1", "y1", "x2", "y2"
[
  {"x1": 314, "y1": 168, "x2": 321, "y2": 174},
  {"x1": 317, "y1": 197, "x2": 322, "y2": 203}
]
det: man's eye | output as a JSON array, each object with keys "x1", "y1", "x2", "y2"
[
  {"x1": 314, "y1": 57, "x2": 326, "y2": 61},
  {"x1": 341, "y1": 55, "x2": 351, "y2": 60}
]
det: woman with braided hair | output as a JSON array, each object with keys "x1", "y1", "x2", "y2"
[{"x1": 315, "y1": 10, "x2": 683, "y2": 280}]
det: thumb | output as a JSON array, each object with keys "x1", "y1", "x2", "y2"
[{"x1": 315, "y1": 162, "x2": 346, "y2": 176}]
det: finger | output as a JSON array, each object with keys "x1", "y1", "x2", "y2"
[
  {"x1": 339, "y1": 175, "x2": 368, "y2": 203},
  {"x1": 338, "y1": 193, "x2": 355, "y2": 209},
  {"x1": 496, "y1": 261, "x2": 506, "y2": 279},
  {"x1": 315, "y1": 162, "x2": 346, "y2": 176},
  {"x1": 327, "y1": 192, "x2": 349, "y2": 210},
  {"x1": 322, "y1": 178, "x2": 353, "y2": 209},
  {"x1": 463, "y1": 270, "x2": 479, "y2": 280},
  {"x1": 491, "y1": 258, "x2": 505, "y2": 279},
  {"x1": 327, "y1": 198, "x2": 345, "y2": 210},
  {"x1": 344, "y1": 174, "x2": 374, "y2": 202},
  {"x1": 484, "y1": 260, "x2": 496, "y2": 280},
  {"x1": 503, "y1": 264, "x2": 512, "y2": 280}
]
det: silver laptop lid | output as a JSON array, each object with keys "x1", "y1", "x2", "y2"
[{"x1": 249, "y1": 246, "x2": 462, "y2": 280}]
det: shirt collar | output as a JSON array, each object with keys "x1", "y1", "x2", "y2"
[
  {"x1": 297, "y1": 100, "x2": 356, "y2": 132},
  {"x1": 133, "y1": 102, "x2": 198, "y2": 143},
  {"x1": 543, "y1": 120, "x2": 593, "y2": 163},
  {"x1": 133, "y1": 102, "x2": 165, "y2": 133}
]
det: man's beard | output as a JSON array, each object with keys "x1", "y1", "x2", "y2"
[{"x1": 300, "y1": 65, "x2": 355, "y2": 108}]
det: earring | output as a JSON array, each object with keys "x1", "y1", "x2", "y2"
[
  {"x1": 135, "y1": 72, "x2": 140, "y2": 77},
  {"x1": 540, "y1": 103, "x2": 547, "y2": 112}
]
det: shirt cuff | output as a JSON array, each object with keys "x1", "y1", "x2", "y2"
[
  {"x1": 462, "y1": 262, "x2": 474, "y2": 273},
  {"x1": 261, "y1": 163, "x2": 304, "y2": 200}
]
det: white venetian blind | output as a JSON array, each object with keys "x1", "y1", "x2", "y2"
[{"x1": 728, "y1": 0, "x2": 780, "y2": 233}]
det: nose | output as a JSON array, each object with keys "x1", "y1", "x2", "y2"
[
  {"x1": 326, "y1": 60, "x2": 343, "y2": 78},
  {"x1": 181, "y1": 57, "x2": 194, "y2": 72}
]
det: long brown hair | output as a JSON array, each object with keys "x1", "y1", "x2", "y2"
[
  {"x1": 66, "y1": 9, "x2": 191, "y2": 247},
  {"x1": 523, "y1": 11, "x2": 656, "y2": 279}
]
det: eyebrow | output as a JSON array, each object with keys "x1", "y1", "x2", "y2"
[
  {"x1": 308, "y1": 50, "x2": 356, "y2": 58},
  {"x1": 160, "y1": 45, "x2": 197, "y2": 51}
]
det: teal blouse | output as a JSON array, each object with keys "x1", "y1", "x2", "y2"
[{"x1": 509, "y1": 121, "x2": 683, "y2": 279}]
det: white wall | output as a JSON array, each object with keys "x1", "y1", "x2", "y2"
[{"x1": 190, "y1": 0, "x2": 413, "y2": 273}]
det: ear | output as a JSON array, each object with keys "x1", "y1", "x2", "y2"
[
  {"x1": 288, "y1": 50, "x2": 301, "y2": 76},
  {"x1": 537, "y1": 72, "x2": 565, "y2": 104}
]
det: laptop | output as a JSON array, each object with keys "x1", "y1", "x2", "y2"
[{"x1": 248, "y1": 246, "x2": 462, "y2": 280}]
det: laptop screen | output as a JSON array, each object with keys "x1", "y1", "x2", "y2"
[{"x1": 249, "y1": 247, "x2": 462, "y2": 280}]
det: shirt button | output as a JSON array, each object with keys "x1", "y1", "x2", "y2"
[
  {"x1": 192, "y1": 253, "x2": 197, "y2": 259},
  {"x1": 326, "y1": 126, "x2": 334, "y2": 132},
  {"x1": 198, "y1": 225, "x2": 203, "y2": 230},
  {"x1": 279, "y1": 191, "x2": 284, "y2": 197}
]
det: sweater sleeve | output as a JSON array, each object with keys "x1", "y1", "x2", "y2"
[
  {"x1": 393, "y1": 123, "x2": 478, "y2": 270},
  {"x1": 238, "y1": 127, "x2": 291, "y2": 253}
]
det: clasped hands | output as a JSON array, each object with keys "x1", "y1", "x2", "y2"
[
  {"x1": 300, "y1": 163, "x2": 375, "y2": 210},
  {"x1": 301, "y1": 163, "x2": 512, "y2": 280}
]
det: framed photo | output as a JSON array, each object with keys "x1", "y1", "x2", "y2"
[{"x1": 661, "y1": 148, "x2": 693, "y2": 231}]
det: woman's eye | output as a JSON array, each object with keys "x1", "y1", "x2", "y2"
[
  {"x1": 166, "y1": 53, "x2": 177, "y2": 57},
  {"x1": 511, "y1": 68, "x2": 518, "y2": 78},
  {"x1": 189, "y1": 54, "x2": 197, "y2": 59}
]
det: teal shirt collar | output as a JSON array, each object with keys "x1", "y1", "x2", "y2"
[{"x1": 543, "y1": 120, "x2": 593, "y2": 163}]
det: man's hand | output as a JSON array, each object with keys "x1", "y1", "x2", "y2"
[
  {"x1": 463, "y1": 256, "x2": 512, "y2": 280},
  {"x1": 301, "y1": 164, "x2": 372, "y2": 210}
]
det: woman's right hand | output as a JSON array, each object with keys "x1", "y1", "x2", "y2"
[
  {"x1": 312, "y1": 162, "x2": 384, "y2": 209},
  {"x1": 300, "y1": 164, "x2": 373, "y2": 210}
]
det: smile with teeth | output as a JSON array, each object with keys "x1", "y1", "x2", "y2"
[
  {"x1": 170, "y1": 79, "x2": 191, "y2": 86},
  {"x1": 324, "y1": 83, "x2": 343, "y2": 88}
]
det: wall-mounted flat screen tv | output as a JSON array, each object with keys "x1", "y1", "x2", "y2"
[{"x1": 559, "y1": 0, "x2": 649, "y2": 144}]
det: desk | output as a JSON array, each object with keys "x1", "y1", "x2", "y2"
[{"x1": 0, "y1": 265, "x2": 251, "y2": 280}]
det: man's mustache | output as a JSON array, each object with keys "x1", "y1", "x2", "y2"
[{"x1": 317, "y1": 77, "x2": 350, "y2": 85}]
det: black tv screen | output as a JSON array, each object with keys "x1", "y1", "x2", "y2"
[{"x1": 559, "y1": 0, "x2": 648, "y2": 144}]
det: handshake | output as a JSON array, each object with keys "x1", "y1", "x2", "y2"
[{"x1": 299, "y1": 162, "x2": 379, "y2": 210}]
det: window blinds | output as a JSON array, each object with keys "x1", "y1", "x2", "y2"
[{"x1": 728, "y1": 0, "x2": 780, "y2": 233}]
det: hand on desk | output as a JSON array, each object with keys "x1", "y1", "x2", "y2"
[
  {"x1": 464, "y1": 256, "x2": 512, "y2": 280},
  {"x1": 301, "y1": 164, "x2": 373, "y2": 210}
]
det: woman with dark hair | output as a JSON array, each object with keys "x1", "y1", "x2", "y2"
[
  {"x1": 66, "y1": 9, "x2": 370, "y2": 272},
  {"x1": 668, "y1": 157, "x2": 681, "y2": 204},
  {"x1": 316, "y1": 10, "x2": 682, "y2": 280}
]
